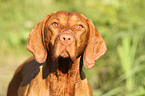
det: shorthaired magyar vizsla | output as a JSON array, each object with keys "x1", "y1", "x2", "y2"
[{"x1": 7, "y1": 11, "x2": 107, "y2": 96}]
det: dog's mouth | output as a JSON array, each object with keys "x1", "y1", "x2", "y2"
[
  {"x1": 51, "y1": 36, "x2": 77, "y2": 62},
  {"x1": 59, "y1": 48, "x2": 76, "y2": 61},
  {"x1": 52, "y1": 46, "x2": 76, "y2": 62},
  {"x1": 59, "y1": 50, "x2": 70, "y2": 58}
]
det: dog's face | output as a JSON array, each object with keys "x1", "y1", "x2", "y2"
[
  {"x1": 44, "y1": 12, "x2": 89, "y2": 61},
  {"x1": 27, "y1": 11, "x2": 107, "y2": 69}
]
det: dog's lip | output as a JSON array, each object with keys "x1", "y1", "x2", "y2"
[
  {"x1": 52, "y1": 42, "x2": 76, "y2": 61},
  {"x1": 58, "y1": 49, "x2": 76, "y2": 61},
  {"x1": 59, "y1": 50, "x2": 70, "y2": 58}
]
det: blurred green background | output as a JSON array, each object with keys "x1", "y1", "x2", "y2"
[{"x1": 0, "y1": 0, "x2": 145, "y2": 96}]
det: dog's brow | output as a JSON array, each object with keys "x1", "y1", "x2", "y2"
[
  {"x1": 68, "y1": 15, "x2": 85, "y2": 26},
  {"x1": 56, "y1": 14, "x2": 68, "y2": 25}
]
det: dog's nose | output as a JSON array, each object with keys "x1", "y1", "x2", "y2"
[{"x1": 60, "y1": 33, "x2": 74, "y2": 46}]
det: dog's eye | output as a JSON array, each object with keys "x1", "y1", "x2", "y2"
[
  {"x1": 77, "y1": 24, "x2": 84, "y2": 30},
  {"x1": 52, "y1": 22, "x2": 58, "y2": 27}
]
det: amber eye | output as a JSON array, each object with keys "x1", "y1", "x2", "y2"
[
  {"x1": 52, "y1": 22, "x2": 58, "y2": 27},
  {"x1": 77, "y1": 24, "x2": 84, "y2": 29}
]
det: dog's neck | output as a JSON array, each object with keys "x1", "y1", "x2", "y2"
[
  {"x1": 43, "y1": 55, "x2": 82, "y2": 95},
  {"x1": 44, "y1": 56, "x2": 81, "y2": 79}
]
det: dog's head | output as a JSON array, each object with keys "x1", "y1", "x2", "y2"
[{"x1": 27, "y1": 11, "x2": 107, "y2": 69}]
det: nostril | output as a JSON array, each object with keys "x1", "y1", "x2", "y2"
[{"x1": 60, "y1": 33, "x2": 74, "y2": 45}]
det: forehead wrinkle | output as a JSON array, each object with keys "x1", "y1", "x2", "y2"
[
  {"x1": 56, "y1": 14, "x2": 68, "y2": 25},
  {"x1": 59, "y1": 15, "x2": 67, "y2": 25},
  {"x1": 68, "y1": 15, "x2": 79, "y2": 26},
  {"x1": 68, "y1": 14, "x2": 87, "y2": 26}
]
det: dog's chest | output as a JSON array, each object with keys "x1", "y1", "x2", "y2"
[
  {"x1": 48, "y1": 72, "x2": 76, "y2": 96},
  {"x1": 18, "y1": 66, "x2": 50, "y2": 96},
  {"x1": 18, "y1": 66, "x2": 77, "y2": 96}
]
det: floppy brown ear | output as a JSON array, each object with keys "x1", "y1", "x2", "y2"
[
  {"x1": 26, "y1": 14, "x2": 51, "y2": 63},
  {"x1": 83, "y1": 19, "x2": 107, "y2": 69}
]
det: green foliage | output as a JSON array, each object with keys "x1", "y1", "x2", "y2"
[
  {"x1": 117, "y1": 32, "x2": 145, "y2": 95},
  {"x1": 0, "y1": 0, "x2": 145, "y2": 95}
]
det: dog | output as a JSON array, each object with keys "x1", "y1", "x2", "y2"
[{"x1": 7, "y1": 11, "x2": 107, "y2": 96}]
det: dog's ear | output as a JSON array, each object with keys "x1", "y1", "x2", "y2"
[
  {"x1": 83, "y1": 19, "x2": 107, "y2": 69},
  {"x1": 26, "y1": 14, "x2": 51, "y2": 63}
]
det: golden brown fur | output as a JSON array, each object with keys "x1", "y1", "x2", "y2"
[{"x1": 7, "y1": 11, "x2": 107, "y2": 96}]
